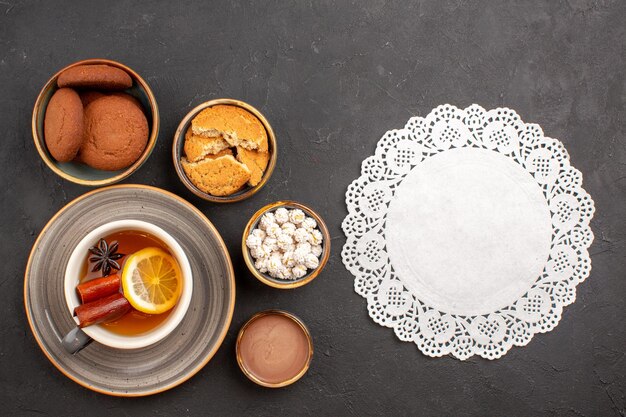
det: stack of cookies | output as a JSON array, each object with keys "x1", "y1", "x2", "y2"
[
  {"x1": 44, "y1": 64, "x2": 149, "y2": 171},
  {"x1": 181, "y1": 105, "x2": 271, "y2": 196}
]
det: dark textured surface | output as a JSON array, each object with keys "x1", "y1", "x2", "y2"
[{"x1": 1, "y1": 1, "x2": 624, "y2": 415}]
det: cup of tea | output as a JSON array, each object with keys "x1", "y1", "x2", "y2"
[{"x1": 62, "y1": 219, "x2": 193, "y2": 352}]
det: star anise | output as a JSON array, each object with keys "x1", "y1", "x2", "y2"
[{"x1": 89, "y1": 238, "x2": 125, "y2": 277}]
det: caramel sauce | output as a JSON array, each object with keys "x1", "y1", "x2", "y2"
[{"x1": 80, "y1": 230, "x2": 173, "y2": 336}]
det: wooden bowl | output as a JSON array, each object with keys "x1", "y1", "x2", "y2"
[
  {"x1": 32, "y1": 58, "x2": 160, "y2": 187},
  {"x1": 242, "y1": 201, "x2": 331, "y2": 289},
  {"x1": 172, "y1": 98, "x2": 277, "y2": 203}
]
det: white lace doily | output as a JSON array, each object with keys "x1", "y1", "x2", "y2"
[{"x1": 341, "y1": 104, "x2": 595, "y2": 360}]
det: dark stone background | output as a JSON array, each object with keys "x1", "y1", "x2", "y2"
[{"x1": 1, "y1": 1, "x2": 624, "y2": 416}]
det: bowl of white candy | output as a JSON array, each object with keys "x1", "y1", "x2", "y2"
[{"x1": 242, "y1": 201, "x2": 330, "y2": 289}]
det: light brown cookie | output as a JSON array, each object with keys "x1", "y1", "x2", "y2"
[
  {"x1": 79, "y1": 95, "x2": 149, "y2": 171},
  {"x1": 44, "y1": 88, "x2": 84, "y2": 162},
  {"x1": 183, "y1": 126, "x2": 231, "y2": 162},
  {"x1": 181, "y1": 155, "x2": 251, "y2": 196},
  {"x1": 109, "y1": 92, "x2": 144, "y2": 111},
  {"x1": 58, "y1": 65, "x2": 132, "y2": 90},
  {"x1": 80, "y1": 92, "x2": 143, "y2": 111},
  {"x1": 203, "y1": 148, "x2": 233, "y2": 159},
  {"x1": 236, "y1": 146, "x2": 270, "y2": 186},
  {"x1": 191, "y1": 105, "x2": 268, "y2": 152},
  {"x1": 79, "y1": 91, "x2": 105, "y2": 107}
]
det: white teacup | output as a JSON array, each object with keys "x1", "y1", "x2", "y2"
[{"x1": 63, "y1": 219, "x2": 193, "y2": 351}]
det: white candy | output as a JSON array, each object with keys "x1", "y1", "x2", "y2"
[
  {"x1": 293, "y1": 228, "x2": 310, "y2": 243},
  {"x1": 249, "y1": 209, "x2": 326, "y2": 280},
  {"x1": 266, "y1": 222, "x2": 282, "y2": 238},
  {"x1": 309, "y1": 229, "x2": 324, "y2": 245},
  {"x1": 254, "y1": 258, "x2": 269, "y2": 273},
  {"x1": 268, "y1": 268, "x2": 280, "y2": 277},
  {"x1": 311, "y1": 244, "x2": 323, "y2": 257},
  {"x1": 281, "y1": 222, "x2": 296, "y2": 236},
  {"x1": 293, "y1": 246, "x2": 309, "y2": 264},
  {"x1": 277, "y1": 234, "x2": 294, "y2": 251},
  {"x1": 250, "y1": 245, "x2": 270, "y2": 259},
  {"x1": 289, "y1": 209, "x2": 306, "y2": 224},
  {"x1": 304, "y1": 253, "x2": 320, "y2": 269},
  {"x1": 282, "y1": 251, "x2": 296, "y2": 268},
  {"x1": 274, "y1": 207, "x2": 290, "y2": 224},
  {"x1": 259, "y1": 212, "x2": 276, "y2": 230},
  {"x1": 276, "y1": 266, "x2": 293, "y2": 280},
  {"x1": 267, "y1": 254, "x2": 283, "y2": 273},
  {"x1": 269, "y1": 264, "x2": 286, "y2": 279},
  {"x1": 263, "y1": 248, "x2": 276, "y2": 259},
  {"x1": 282, "y1": 243, "x2": 296, "y2": 253},
  {"x1": 301, "y1": 217, "x2": 317, "y2": 231},
  {"x1": 246, "y1": 234, "x2": 262, "y2": 249},
  {"x1": 296, "y1": 242, "x2": 311, "y2": 253},
  {"x1": 262, "y1": 237, "x2": 279, "y2": 252},
  {"x1": 292, "y1": 264, "x2": 308, "y2": 279},
  {"x1": 251, "y1": 229, "x2": 266, "y2": 241}
]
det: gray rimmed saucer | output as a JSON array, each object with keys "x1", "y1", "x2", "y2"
[{"x1": 23, "y1": 184, "x2": 235, "y2": 396}]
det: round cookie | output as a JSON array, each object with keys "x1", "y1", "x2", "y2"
[
  {"x1": 44, "y1": 88, "x2": 84, "y2": 162},
  {"x1": 191, "y1": 105, "x2": 268, "y2": 152},
  {"x1": 79, "y1": 91, "x2": 105, "y2": 107},
  {"x1": 181, "y1": 155, "x2": 251, "y2": 196},
  {"x1": 58, "y1": 65, "x2": 132, "y2": 90},
  {"x1": 109, "y1": 92, "x2": 144, "y2": 111},
  {"x1": 79, "y1": 95, "x2": 149, "y2": 171}
]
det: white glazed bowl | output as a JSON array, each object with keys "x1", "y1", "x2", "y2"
[{"x1": 64, "y1": 219, "x2": 193, "y2": 349}]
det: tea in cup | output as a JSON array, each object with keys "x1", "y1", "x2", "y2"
[{"x1": 63, "y1": 219, "x2": 193, "y2": 352}]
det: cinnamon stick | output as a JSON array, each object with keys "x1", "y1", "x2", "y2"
[
  {"x1": 76, "y1": 274, "x2": 121, "y2": 304},
  {"x1": 74, "y1": 293, "x2": 131, "y2": 328}
]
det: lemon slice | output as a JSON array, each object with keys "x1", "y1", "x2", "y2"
[{"x1": 121, "y1": 247, "x2": 182, "y2": 314}]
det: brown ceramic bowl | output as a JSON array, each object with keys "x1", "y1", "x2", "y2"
[
  {"x1": 172, "y1": 98, "x2": 277, "y2": 203},
  {"x1": 32, "y1": 58, "x2": 160, "y2": 187},
  {"x1": 236, "y1": 310, "x2": 313, "y2": 388},
  {"x1": 242, "y1": 201, "x2": 331, "y2": 289}
]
